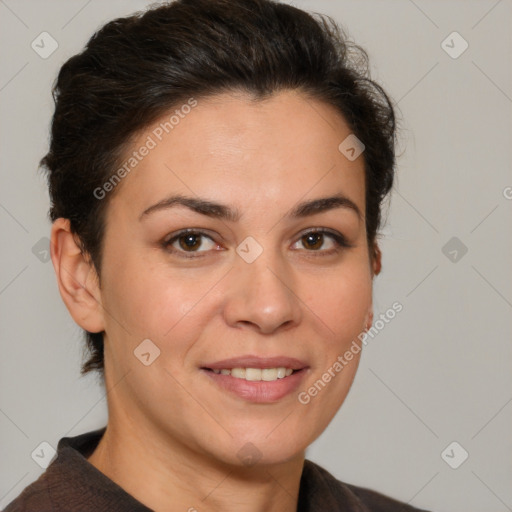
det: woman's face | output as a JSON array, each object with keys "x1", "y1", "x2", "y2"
[{"x1": 95, "y1": 90, "x2": 376, "y2": 466}]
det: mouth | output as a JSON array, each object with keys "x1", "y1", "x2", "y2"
[
  {"x1": 202, "y1": 367, "x2": 300, "y2": 382},
  {"x1": 200, "y1": 356, "x2": 309, "y2": 403}
]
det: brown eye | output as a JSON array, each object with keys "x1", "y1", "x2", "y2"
[
  {"x1": 291, "y1": 229, "x2": 352, "y2": 254},
  {"x1": 302, "y1": 232, "x2": 324, "y2": 250},
  {"x1": 164, "y1": 230, "x2": 217, "y2": 257},
  {"x1": 178, "y1": 233, "x2": 203, "y2": 251}
]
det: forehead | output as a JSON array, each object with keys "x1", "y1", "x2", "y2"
[{"x1": 108, "y1": 90, "x2": 366, "y2": 222}]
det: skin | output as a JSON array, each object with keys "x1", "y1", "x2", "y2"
[{"x1": 50, "y1": 89, "x2": 381, "y2": 512}]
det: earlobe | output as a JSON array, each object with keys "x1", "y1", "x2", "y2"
[
  {"x1": 365, "y1": 241, "x2": 381, "y2": 332},
  {"x1": 50, "y1": 218, "x2": 105, "y2": 333},
  {"x1": 364, "y1": 308, "x2": 374, "y2": 332},
  {"x1": 372, "y1": 242, "x2": 382, "y2": 277}
]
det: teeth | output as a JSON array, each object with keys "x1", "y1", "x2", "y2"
[
  {"x1": 210, "y1": 367, "x2": 296, "y2": 381},
  {"x1": 246, "y1": 368, "x2": 261, "y2": 381},
  {"x1": 262, "y1": 368, "x2": 277, "y2": 381},
  {"x1": 276, "y1": 367, "x2": 287, "y2": 379},
  {"x1": 231, "y1": 368, "x2": 246, "y2": 379}
]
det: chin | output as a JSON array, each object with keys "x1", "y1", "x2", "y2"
[{"x1": 219, "y1": 430, "x2": 308, "y2": 468}]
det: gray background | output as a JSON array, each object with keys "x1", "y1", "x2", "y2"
[{"x1": 1, "y1": 1, "x2": 511, "y2": 511}]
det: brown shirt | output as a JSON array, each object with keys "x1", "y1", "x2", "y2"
[{"x1": 4, "y1": 427, "x2": 432, "y2": 511}]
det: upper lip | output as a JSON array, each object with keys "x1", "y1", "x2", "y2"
[{"x1": 201, "y1": 355, "x2": 308, "y2": 371}]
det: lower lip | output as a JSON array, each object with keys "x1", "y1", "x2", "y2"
[{"x1": 201, "y1": 368, "x2": 308, "y2": 403}]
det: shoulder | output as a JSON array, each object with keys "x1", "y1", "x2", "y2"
[
  {"x1": 2, "y1": 472, "x2": 54, "y2": 512},
  {"x1": 300, "y1": 459, "x2": 433, "y2": 512},
  {"x1": 3, "y1": 428, "x2": 107, "y2": 512},
  {"x1": 343, "y1": 481, "x2": 433, "y2": 512},
  {"x1": 3, "y1": 427, "x2": 153, "y2": 512}
]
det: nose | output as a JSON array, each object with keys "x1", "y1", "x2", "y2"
[{"x1": 222, "y1": 250, "x2": 302, "y2": 335}]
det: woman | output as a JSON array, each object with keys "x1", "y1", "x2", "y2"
[{"x1": 5, "y1": 0, "x2": 433, "y2": 510}]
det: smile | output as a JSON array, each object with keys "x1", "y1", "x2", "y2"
[{"x1": 207, "y1": 367, "x2": 294, "y2": 381}]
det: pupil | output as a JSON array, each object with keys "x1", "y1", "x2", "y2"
[
  {"x1": 305, "y1": 233, "x2": 322, "y2": 250},
  {"x1": 180, "y1": 234, "x2": 200, "y2": 250}
]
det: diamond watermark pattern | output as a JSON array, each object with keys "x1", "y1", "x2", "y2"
[
  {"x1": 441, "y1": 31, "x2": 468, "y2": 59},
  {"x1": 134, "y1": 338, "x2": 161, "y2": 366},
  {"x1": 338, "y1": 134, "x2": 365, "y2": 161},
  {"x1": 31, "y1": 32, "x2": 59, "y2": 59},
  {"x1": 236, "y1": 236, "x2": 263, "y2": 263},
  {"x1": 237, "y1": 442, "x2": 263, "y2": 466},
  {"x1": 31, "y1": 441, "x2": 57, "y2": 469},
  {"x1": 441, "y1": 441, "x2": 469, "y2": 469},
  {"x1": 32, "y1": 237, "x2": 51, "y2": 263},
  {"x1": 442, "y1": 236, "x2": 468, "y2": 263}
]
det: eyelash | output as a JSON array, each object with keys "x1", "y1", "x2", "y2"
[{"x1": 162, "y1": 228, "x2": 353, "y2": 259}]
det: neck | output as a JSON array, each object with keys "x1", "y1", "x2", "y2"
[{"x1": 87, "y1": 416, "x2": 305, "y2": 512}]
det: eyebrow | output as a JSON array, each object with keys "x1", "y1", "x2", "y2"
[{"x1": 139, "y1": 193, "x2": 362, "y2": 222}]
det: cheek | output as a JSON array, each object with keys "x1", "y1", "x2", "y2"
[
  {"x1": 100, "y1": 252, "x2": 177, "y2": 336},
  {"x1": 306, "y1": 265, "x2": 372, "y2": 343},
  {"x1": 102, "y1": 254, "x2": 221, "y2": 347}
]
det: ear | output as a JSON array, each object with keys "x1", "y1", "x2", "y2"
[
  {"x1": 50, "y1": 218, "x2": 105, "y2": 333},
  {"x1": 363, "y1": 305, "x2": 374, "y2": 332},
  {"x1": 364, "y1": 241, "x2": 382, "y2": 331},
  {"x1": 371, "y1": 241, "x2": 382, "y2": 277}
]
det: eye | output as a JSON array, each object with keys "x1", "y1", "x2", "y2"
[
  {"x1": 291, "y1": 229, "x2": 352, "y2": 255},
  {"x1": 163, "y1": 227, "x2": 353, "y2": 260},
  {"x1": 163, "y1": 229, "x2": 219, "y2": 258}
]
